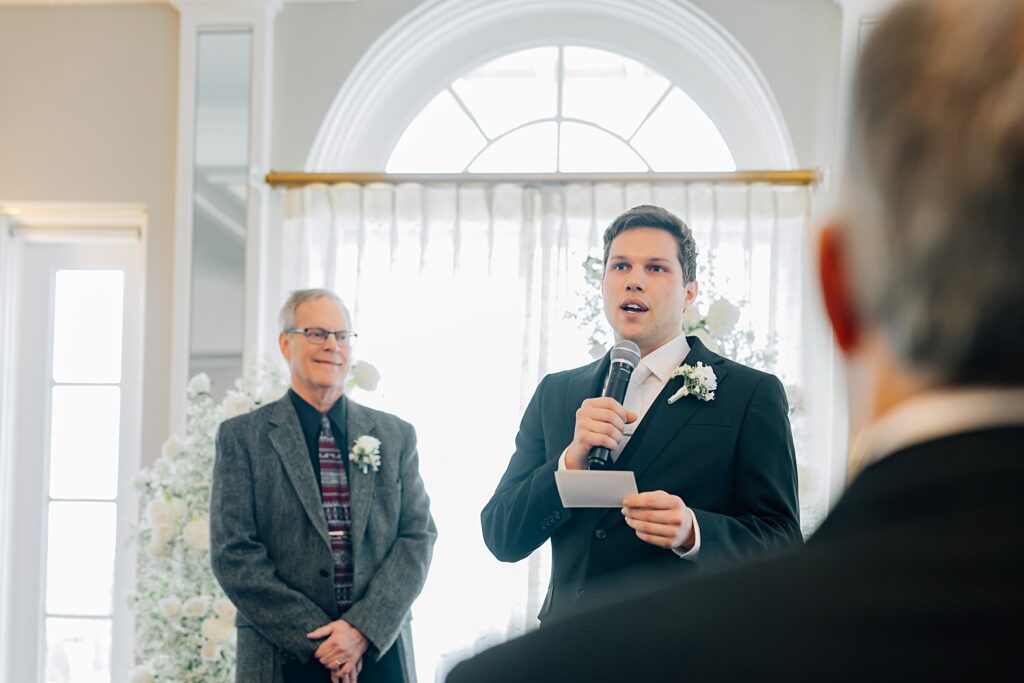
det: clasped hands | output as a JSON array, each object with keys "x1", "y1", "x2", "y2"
[
  {"x1": 566, "y1": 396, "x2": 696, "y2": 551},
  {"x1": 307, "y1": 619, "x2": 368, "y2": 683}
]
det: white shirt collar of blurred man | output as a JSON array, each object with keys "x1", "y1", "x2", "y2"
[{"x1": 851, "y1": 387, "x2": 1024, "y2": 475}]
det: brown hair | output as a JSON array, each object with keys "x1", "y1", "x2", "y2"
[{"x1": 602, "y1": 205, "x2": 698, "y2": 283}]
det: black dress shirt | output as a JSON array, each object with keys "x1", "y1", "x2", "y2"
[{"x1": 288, "y1": 389, "x2": 349, "y2": 494}]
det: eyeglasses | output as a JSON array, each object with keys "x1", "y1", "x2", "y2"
[{"x1": 285, "y1": 327, "x2": 358, "y2": 346}]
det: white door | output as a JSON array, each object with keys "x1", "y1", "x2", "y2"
[{"x1": 2, "y1": 236, "x2": 144, "y2": 683}]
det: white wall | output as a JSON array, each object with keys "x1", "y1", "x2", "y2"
[
  {"x1": 0, "y1": 4, "x2": 179, "y2": 467},
  {"x1": 272, "y1": 0, "x2": 842, "y2": 171}
]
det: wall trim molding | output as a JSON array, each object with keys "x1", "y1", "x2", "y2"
[{"x1": 307, "y1": 0, "x2": 797, "y2": 172}]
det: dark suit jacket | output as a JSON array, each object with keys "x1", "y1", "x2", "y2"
[
  {"x1": 210, "y1": 395, "x2": 437, "y2": 683},
  {"x1": 452, "y1": 426, "x2": 1024, "y2": 682},
  {"x1": 480, "y1": 337, "x2": 802, "y2": 623}
]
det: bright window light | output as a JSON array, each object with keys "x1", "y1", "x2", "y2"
[{"x1": 387, "y1": 46, "x2": 735, "y2": 173}]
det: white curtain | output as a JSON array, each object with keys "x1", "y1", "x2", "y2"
[{"x1": 271, "y1": 181, "x2": 829, "y2": 682}]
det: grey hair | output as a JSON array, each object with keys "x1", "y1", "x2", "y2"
[
  {"x1": 279, "y1": 289, "x2": 351, "y2": 331},
  {"x1": 843, "y1": 0, "x2": 1024, "y2": 385}
]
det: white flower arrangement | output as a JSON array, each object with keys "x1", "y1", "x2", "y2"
[
  {"x1": 667, "y1": 362, "x2": 718, "y2": 404},
  {"x1": 131, "y1": 362, "x2": 287, "y2": 682},
  {"x1": 349, "y1": 435, "x2": 382, "y2": 474}
]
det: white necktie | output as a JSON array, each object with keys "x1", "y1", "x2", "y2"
[{"x1": 616, "y1": 362, "x2": 653, "y2": 459}]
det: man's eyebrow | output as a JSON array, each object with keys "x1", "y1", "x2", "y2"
[{"x1": 606, "y1": 255, "x2": 674, "y2": 263}]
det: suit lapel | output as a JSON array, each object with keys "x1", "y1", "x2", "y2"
[
  {"x1": 615, "y1": 337, "x2": 728, "y2": 481},
  {"x1": 346, "y1": 399, "x2": 378, "y2": 543},
  {"x1": 268, "y1": 397, "x2": 331, "y2": 548}
]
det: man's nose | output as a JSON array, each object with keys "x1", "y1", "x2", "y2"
[
  {"x1": 626, "y1": 274, "x2": 645, "y2": 291},
  {"x1": 323, "y1": 332, "x2": 343, "y2": 350}
]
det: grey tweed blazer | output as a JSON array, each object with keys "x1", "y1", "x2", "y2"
[{"x1": 210, "y1": 394, "x2": 437, "y2": 683}]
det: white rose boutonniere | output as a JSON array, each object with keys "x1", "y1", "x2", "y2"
[
  {"x1": 667, "y1": 362, "x2": 718, "y2": 404},
  {"x1": 350, "y1": 435, "x2": 382, "y2": 474}
]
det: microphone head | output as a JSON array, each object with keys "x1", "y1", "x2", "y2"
[{"x1": 609, "y1": 339, "x2": 641, "y2": 368}]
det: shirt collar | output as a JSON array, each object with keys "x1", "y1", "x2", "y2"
[
  {"x1": 640, "y1": 332, "x2": 691, "y2": 384},
  {"x1": 850, "y1": 386, "x2": 1024, "y2": 474},
  {"x1": 288, "y1": 388, "x2": 347, "y2": 435}
]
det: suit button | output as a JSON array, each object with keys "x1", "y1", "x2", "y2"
[
  {"x1": 319, "y1": 569, "x2": 330, "y2": 578},
  {"x1": 594, "y1": 529, "x2": 607, "y2": 540},
  {"x1": 577, "y1": 589, "x2": 586, "y2": 599}
]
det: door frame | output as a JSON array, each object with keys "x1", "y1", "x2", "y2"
[{"x1": 0, "y1": 201, "x2": 147, "y2": 682}]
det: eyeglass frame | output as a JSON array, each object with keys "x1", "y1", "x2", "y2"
[{"x1": 284, "y1": 327, "x2": 359, "y2": 346}]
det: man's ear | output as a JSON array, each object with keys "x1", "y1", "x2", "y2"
[
  {"x1": 279, "y1": 332, "x2": 292, "y2": 361},
  {"x1": 684, "y1": 279, "x2": 698, "y2": 308},
  {"x1": 818, "y1": 223, "x2": 860, "y2": 352}
]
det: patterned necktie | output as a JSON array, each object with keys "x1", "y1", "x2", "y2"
[{"x1": 318, "y1": 415, "x2": 354, "y2": 613}]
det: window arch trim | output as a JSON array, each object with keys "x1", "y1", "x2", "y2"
[{"x1": 307, "y1": 0, "x2": 797, "y2": 171}]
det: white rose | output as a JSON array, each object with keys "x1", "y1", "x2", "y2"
[
  {"x1": 682, "y1": 304, "x2": 703, "y2": 330},
  {"x1": 218, "y1": 391, "x2": 256, "y2": 421},
  {"x1": 130, "y1": 668, "x2": 155, "y2": 683},
  {"x1": 153, "y1": 524, "x2": 175, "y2": 544},
  {"x1": 183, "y1": 595, "x2": 209, "y2": 618},
  {"x1": 183, "y1": 515, "x2": 210, "y2": 551},
  {"x1": 147, "y1": 536, "x2": 169, "y2": 556},
  {"x1": 168, "y1": 497, "x2": 187, "y2": 521},
  {"x1": 704, "y1": 298, "x2": 740, "y2": 337},
  {"x1": 213, "y1": 598, "x2": 238, "y2": 622},
  {"x1": 133, "y1": 473, "x2": 148, "y2": 490},
  {"x1": 355, "y1": 435, "x2": 381, "y2": 452},
  {"x1": 187, "y1": 373, "x2": 211, "y2": 396},
  {"x1": 695, "y1": 364, "x2": 718, "y2": 390},
  {"x1": 160, "y1": 435, "x2": 185, "y2": 460},
  {"x1": 692, "y1": 328, "x2": 721, "y2": 354},
  {"x1": 257, "y1": 383, "x2": 286, "y2": 405},
  {"x1": 588, "y1": 340, "x2": 607, "y2": 360},
  {"x1": 159, "y1": 597, "x2": 182, "y2": 618},
  {"x1": 201, "y1": 616, "x2": 236, "y2": 644},
  {"x1": 146, "y1": 500, "x2": 173, "y2": 526},
  {"x1": 200, "y1": 639, "x2": 221, "y2": 662},
  {"x1": 349, "y1": 360, "x2": 381, "y2": 391}
]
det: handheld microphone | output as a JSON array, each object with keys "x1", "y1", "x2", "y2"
[{"x1": 587, "y1": 340, "x2": 641, "y2": 470}]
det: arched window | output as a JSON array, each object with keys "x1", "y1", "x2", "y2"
[
  {"x1": 307, "y1": 0, "x2": 796, "y2": 171},
  {"x1": 386, "y1": 46, "x2": 735, "y2": 173}
]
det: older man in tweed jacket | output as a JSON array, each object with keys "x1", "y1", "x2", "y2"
[{"x1": 211, "y1": 289, "x2": 436, "y2": 683}]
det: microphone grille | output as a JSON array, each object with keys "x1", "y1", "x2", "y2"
[{"x1": 609, "y1": 340, "x2": 641, "y2": 367}]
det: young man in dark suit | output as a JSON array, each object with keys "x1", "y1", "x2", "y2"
[
  {"x1": 480, "y1": 205, "x2": 802, "y2": 624},
  {"x1": 450, "y1": 0, "x2": 1024, "y2": 680}
]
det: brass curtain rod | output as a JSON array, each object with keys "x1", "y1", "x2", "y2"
[{"x1": 265, "y1": 170, "x2": 819, "y2": 188}]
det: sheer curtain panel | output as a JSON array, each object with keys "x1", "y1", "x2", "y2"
[{"x1": 270, "y1": 181, "x2": 826, "y2": 682}]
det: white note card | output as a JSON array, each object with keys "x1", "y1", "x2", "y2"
[{"x1": 554, "y1": 469, "x2": 638, "y2": 508}]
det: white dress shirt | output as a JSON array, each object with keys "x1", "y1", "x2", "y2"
[{"x1": 559, "y1": 333, "x2": 702, "y2": 559}]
